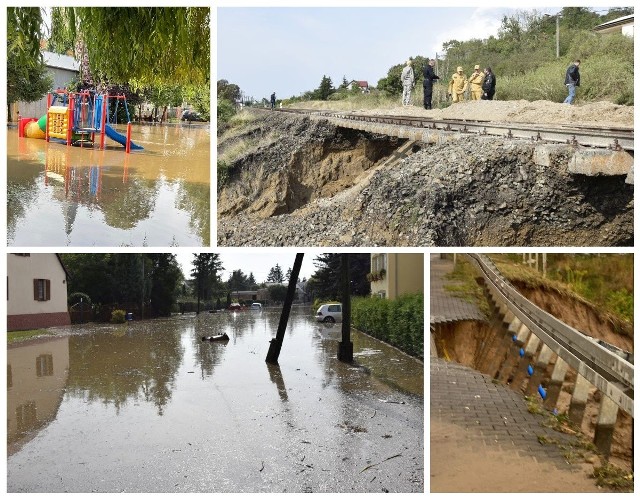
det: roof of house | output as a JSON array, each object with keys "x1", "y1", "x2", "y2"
[
  {"x1": 43, "y1": 51, "x2": 80, "y2": 72},
  {"x1": 349, "y1": 80, "x2": 369, "y2": 87},
  {"x1": 594, "y1": 14, "x2": 634, "y2": 31}
]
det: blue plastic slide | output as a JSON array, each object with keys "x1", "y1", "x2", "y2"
[{"x1": 104, "y1": 124, "x2": 144, "y2": 150}]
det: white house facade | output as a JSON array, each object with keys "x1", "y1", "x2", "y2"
[{"x1": 8, "y1": 253, "x2": 71, "y2": 330}]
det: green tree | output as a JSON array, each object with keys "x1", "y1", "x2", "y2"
[
  {"x1": 309, "y1": 254, "x2": 371, "y2": 300},
  {"x1": 316, "y1": 75, "x2": 335, "y2": 100},
  {"x1": 267, "y1": 264, "x2": 285, "y2": 283},
  {"x1": 47, "y1": 7, "x2": 210, "y2": 87},
  {"x1": 142, "y1": 84, "x2": 184, "y2": 123},
  {"x1": 148, "y1": 254, "x2": 183, "y2": 316},
  {"x1": 217, "y1": 79, "x2": 241, "y2": 102},
  {"x1": 247, "y1": 272, "x2": 257, "y2": 290},
  {"x1": 61, "y1": 254, "x2": 115, "y2": 304},
  {"x1": 191, "y1": 253, "x2": 224, "y2": 313},
  {"x1": 184, "y1": 82, "x2": 210, "y2": 120},
  {"x1": 268, "y1": 284, "x2": 288, "y2": 303},
  {"x1": 228, "y1": 269, "x2": 250, "y2": 291},
  {"x1": 7, "y1": 8, "x2": 53, "y2": 120}
]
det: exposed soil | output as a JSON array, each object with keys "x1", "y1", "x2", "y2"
[
  {"x1": 433, "y1": 279, "x2": 633, "y2": 471},
  {"x1": 218, "y1": 109, "x2": 633, "y2": 247}
]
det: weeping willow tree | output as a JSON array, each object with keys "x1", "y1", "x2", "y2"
[
  {"x1": 10, "y1": 7, "x2": 209, "y2": 88},
  {"x1": 7, "y1": 8, "x2": 53, "y2": 120}
]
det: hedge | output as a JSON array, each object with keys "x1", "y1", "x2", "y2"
[{"x1": 351, "y1": 293, "x2": 424, "y2": 358}]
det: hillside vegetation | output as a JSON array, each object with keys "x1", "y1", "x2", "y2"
[
  {"x1": 219, "y1": 8, "x2": 632, "y2": 127},
  {"x1": 493, "y1": 254, "x2": 633, "y2": 326}
]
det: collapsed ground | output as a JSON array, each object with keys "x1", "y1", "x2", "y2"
[
  {"x1": 217, "y1": 101, "x2": 633, "y2": 247},
  {"x1": 433, "y1": 270, "x2": 633, "y2": 472}
]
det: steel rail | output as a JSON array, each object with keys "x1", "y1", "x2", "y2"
[
  {"x1": 467, "y1": 253, "x2": 633, "y2": 417},
  {"x1": 266, "y1": 107, "x2": 634, "y2": 151}
]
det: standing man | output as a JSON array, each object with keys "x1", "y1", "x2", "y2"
[
  {"x1": 270, "y1": 92, "x2": 276, "y2": 110},
  {"x1": 401, "y1": 59, "x2": 415, "y2": 106},
  {"x1": 563, "y1": 59, "x2": 581, "y2": 104},
  {"x1": 422, "y1": 59, "x2": 440, "y2": 110},
  {"x1": 447, "y1": 66, "x2": 468, "y2": 103},
  {"x1": 481, "y1": 67, "x2": 496, "y2": 100},
  {"x1": 468, "y1": 64, "x2": 484, "y2": 100}
]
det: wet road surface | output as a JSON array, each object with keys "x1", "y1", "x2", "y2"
[
  {"x1": 7, "y1": 307, "x2": 423, "y2": 492},
  {"x1": 7, "y1": 124, "x2": 209, "y2": 246}
]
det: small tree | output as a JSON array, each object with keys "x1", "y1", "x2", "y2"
[
  {"x1": 316, "y1": 75, "x2": 335, "y2": 100},
  {"x1": 267, "y1": 263, "x2": 285, "y2": 283}
]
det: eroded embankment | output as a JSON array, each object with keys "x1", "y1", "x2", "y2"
[
  {"x1": 218, "y1": 113, "x2": 404, "y2": 218},
  {"x1": 432, "y1": 288, "x2": 633, "y2": 469},
  {"x1": 218, "y1": 112, "x2": 633, "y2": 247}
]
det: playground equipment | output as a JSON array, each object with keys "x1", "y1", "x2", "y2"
[{"x1": 19, "y1": 89, "x2": 143, "y2": 153}]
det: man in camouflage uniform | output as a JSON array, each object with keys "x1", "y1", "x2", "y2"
[
  {"x1": 401, "y1": 59, "x2": 415, "y2": 106},
  {"x1": 447, "y1": 66, "x2": 468, "y2": 103}
]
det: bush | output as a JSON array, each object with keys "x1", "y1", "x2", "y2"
[
  {"x1": 351, "y1": 293, "x2": 424, "y2": 358},
  {"x1": 217, "y1": 98, "x2": 236, "y2": 125},
  {"x1": 110, "y1": 309, "x2": 126, "y2": 324}
]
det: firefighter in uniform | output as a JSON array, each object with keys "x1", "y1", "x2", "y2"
[
  {"x1": 447, "y1": 66, "x2": 468, "y2": 103},
  {"x1": 468, "y1": 64, "x2": 484, "y2": 100}
]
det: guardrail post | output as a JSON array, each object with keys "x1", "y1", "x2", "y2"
[
  {"x1": 593, "y1": 395, "x2": 619, "y2": 459},
  {"x1": 526, "y1": 343, "x2": 554, "y2": 397},
  {"x1": 568, "y1": 374, "x2": 591, "y2": 425},
  {"x1": 543, "y1": 357, "x2": 569, "y2": 410},
  {"x1": 511, "y1": 333, "x2": 541, "y2": 391},
  {"x1": 498, "y1": 323, "x2": 530, "y2": 383}
]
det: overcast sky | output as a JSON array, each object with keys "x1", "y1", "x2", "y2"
[
  {"x1": 217, "y1": 6, "x2": 565, "y2": 101},
  {"x1": 174, "y1": 251, "x2": 324, "y2": 283}
]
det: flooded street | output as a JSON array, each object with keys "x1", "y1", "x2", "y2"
[
  {"x1": 7, "y1": 124, "x2": 210, "y2": 246},
  {"x1": 7, "y1": 307, "x2": 423, "y2": 493}
]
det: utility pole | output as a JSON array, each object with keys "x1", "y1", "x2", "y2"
[
  {"x1": 545, "y1": 13, "x2": 561, "y2": 58},
  {"x1": 266, "y1": 253, "x2": 304, "y2": 365},
  {"x1": 337, "y1": 254, "x2": 353, "y2": 363}
]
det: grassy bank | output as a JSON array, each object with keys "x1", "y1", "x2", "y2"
[
  {"x1": 8, "y1": 329, "x2": 54, "y2": 344},
  {"x1": 351, "y1": 293, "x2": 423, "y2": 358}
]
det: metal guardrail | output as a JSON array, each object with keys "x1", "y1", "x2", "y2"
[{"x1": 467, "y1": 253, "x2": 634, "y2": 417}]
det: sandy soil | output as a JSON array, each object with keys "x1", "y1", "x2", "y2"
[
  {"x1": 431, "y1": 419, "x2": 602, "y2": 493},
  {"x1": 292, "y1": 99, "x2": 634, "y2": 128}
]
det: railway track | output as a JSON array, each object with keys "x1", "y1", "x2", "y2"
[
  {"x1": 468, "y1": 253, "x2": 634, "y2": 417},
  {"x1": 267, "y1": 107, "x2": 634, "y2": 151}
]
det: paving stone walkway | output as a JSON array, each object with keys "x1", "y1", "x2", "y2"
[
  {"x1": 431, "y1": 357, "x2": 588, "y2": 470},
  {"x1": 430, "y1": 254, "x2": 485, "y2": 325}
]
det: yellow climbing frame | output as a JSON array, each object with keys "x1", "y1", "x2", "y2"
[{"x1": 47, "y1": 106, "x2": 70, "y2": 139}]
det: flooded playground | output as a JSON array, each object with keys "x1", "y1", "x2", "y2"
[
  {"x1": 7, "y1": 307, "x2": 424, "y2": 493},
  {"x1": 7, "y1": 124, "x2": 210, "y2": 246}
]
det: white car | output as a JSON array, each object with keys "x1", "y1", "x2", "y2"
[
  {"x1": 315, "y1": 303, "x2": 342, "y2": 323},
  {"x1": 250, "y1": 302, "x2": 262, "y2": 310}
]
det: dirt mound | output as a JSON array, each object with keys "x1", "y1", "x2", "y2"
[{"x1": 293, "y1": 99, "x2": 634, "y2": 128}]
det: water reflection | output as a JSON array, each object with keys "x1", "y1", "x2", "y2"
[
  {"x1": 8, "y1": 308, "x2": 423, "y2": 492},
  {"x1": 7, "y1": 125, "x2": 210, "y2": 246}
]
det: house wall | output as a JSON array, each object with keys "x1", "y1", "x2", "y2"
[
  {"x1": 371, "y1": 253, "x2": 424, "y2": 300},
  {"x1": 7, "y1": 254, "x2": 70, "y2": 330}
]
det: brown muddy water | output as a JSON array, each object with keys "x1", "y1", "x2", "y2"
[
  {"x1": 7, "y1": 307, "x2": 424, "y2": 493},
  {"x1": 7, "y1": 124, "x2": 210, "y2": 246}
]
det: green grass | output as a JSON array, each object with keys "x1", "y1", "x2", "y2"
[
  {"x1": 8, "y1": 329, "x2": 54, "y2": 344},
  {"x1": 490, "y1": 254, "x2": 633, "y2": 336},
  {"x1": 591, "y1": 463, "x2": 634, "y2": 491},
  {"x1": 444, "y1": 257, "x2": 491, "y2": 318}
]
